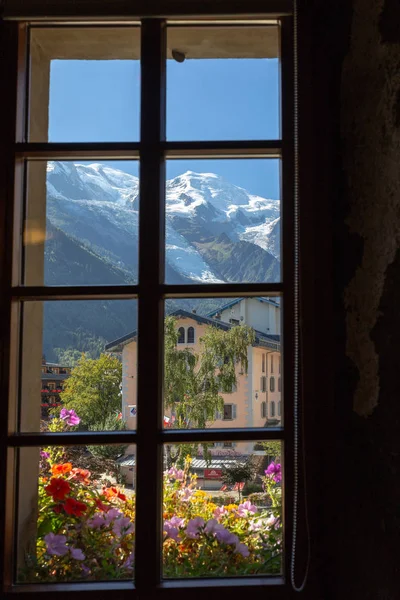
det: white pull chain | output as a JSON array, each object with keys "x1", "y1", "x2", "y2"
[{"x1": 290, "y1": 0, "x2": 311, "y2": 592}]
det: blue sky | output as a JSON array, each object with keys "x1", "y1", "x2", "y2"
[{"x1": 49, "y1": 58, "x2": 280, "y2": 198}]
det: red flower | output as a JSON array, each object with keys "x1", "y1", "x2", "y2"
[
  {"x1": 63, "y1": 497, "x2": 87, "y2": 517},
  {"x1": 70, "y1": 468, "x2": 91, "y2": 484},
  {"x1": 45, "y1": 478, "x2": 71, "y2": 501},
  {"x1": 103, "y1": 486, "x2": 127, "y2": 502},
  {"x1": 53, "y1": 504, "x2": 63, "y2": 514},
  {"x1": 95, "y1": 498, "x2": 109, "y2": 512}
]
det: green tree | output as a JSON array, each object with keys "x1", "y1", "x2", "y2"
[
  {"x1": 61, "y1": 353, "x2": 122, "y2": 429},
  {"x1": 164, "y1": 316, "x2": 255, "y2": 466},
  {"x1": 53, "y1": 348, "x2": 83, "y2": 367},
  {"x1": 88, "y1": 413, "x2": 128, "y2": 461},
  {"x1": 260, "y1": 441, "x2": 281, "y2": 462},
  {"x1": 221, "y1": 458, "x2": 256, "y2": 502}
]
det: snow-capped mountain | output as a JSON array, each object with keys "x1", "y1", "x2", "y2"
[{"x1": 45, "y1": 162, "x2": 280, "y2": 286}]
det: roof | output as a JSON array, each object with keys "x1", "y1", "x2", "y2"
[
  {"x1": 42, "y1": 361, "x2": 71, "y2": 368},
  {"x1": 190, "y1": 456, "x2": 247, "y2": 470},
  {"x1": 206, "y1": 297, "x2": 280, "y2": 317},
  {"x1": 105, "y1": 309, "x2": 280, "y2": 352},
  {"x1": 41, "y1": 373, "x2": 70, "y2": 381},
  {"x1": 117, "y1": 454, "x2": 136, "y2": 467}
]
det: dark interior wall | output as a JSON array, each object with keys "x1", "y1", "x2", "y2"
[{"x1": 310, "y1": 0, "x2": 400, "y2": 598}]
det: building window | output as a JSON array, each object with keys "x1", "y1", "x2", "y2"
[
  {"x1": 278, "y1": 377, "x2": 281, "y2": 392},
  {"x1": 260, "y1": 376, "x2": 267, "y2": 392},
  {"x1": 187, "y1": 326, "x2": 195, "y2": 344},
  {"x1": 270, "y1": 376, "x2": 275, "y2": 392},
  {"x1": 0, "y1": 6, "x2": 295, "y2": 596},
  {"x1": 262, "y1": 353, "x2": 265, "y2": 373},
  {"x1": 261, "y1": 401, "x2": 267, "y2": 419},
  {"x1": 270, "y1": 354, "x2": 274, "y2": 373},
  {"x1": 278, "y1": 401, "x2": 282, "y2": 417},
  {"x1": 271, "y1": 401, "x2": 276, "y2": 417},
  {"x1": 223, "y1": 404, "x2": 237, "y2": 420}
]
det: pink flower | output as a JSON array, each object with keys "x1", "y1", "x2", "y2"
[
  {"x1": 235, "y1": 542, "x2": 250, "y2": 557},
  {"x1": 112, "y1": 517, "x2": 134, "y2": 537},
  {"x1": 179, "y1": 488, "x2": 193, "y2": 502},
  {"x1": 215, "y1": 527, "x2": 238, "y2": 545},
  {"x1": 265, "y1": 462, "x2": 282, "y2": 483},
  {"x1": 185, "y1": 517, "x2": 205, "y2": 539},
  {"x1": 44, "y1": 533, "x2": 68, "y2": 556},
  {"x1": 60, "y1": 408, "x2": 80, "y2": 426},
  {"x1": 213, "y1": 506, "x2": 227, "y2": 520},
  {"x1": 70, "y1": 548, "x2": 85, "y2": 561},
  {"x1": 167, "y1": 467, "x2": 185, "y2": 480},
  {"x1": 122, "y1": 552, "x2": 135, "y2": 570},
  {"x1": 237, "y1": 500, "x2": 257, "y2": 517}
]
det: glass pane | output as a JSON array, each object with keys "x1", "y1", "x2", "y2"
[
  {"x1": 23, "y1": 160, "x2": 139, "y2": 286},
  {"x1": 161, "y1": 297, "x2": 282, "y2": 430},
  {"x1": 167, "y1": 25, "x2": 280, "y2": 140},
  {"x1": 165, "y1": 159, "x2": 281, "y2": 284},
  {"x1": 162, "y1": 442, "x2": 282, "y2": 577},
  {"x1": 18, "y1": 300, "x2": 137, "y2": 432},
  {"x1": 29, "y1": 27, "x2": 140, "y2": 142},
  {"x1": 16, "y1": 445, "x2": 135, "y2": 583}
]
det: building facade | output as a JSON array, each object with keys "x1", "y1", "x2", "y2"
[
  {"x1": 105, "y1": 298, "x2": 281, "y2": 487},
  {"x1": 40, "y1": 358, "x2": 71, "y2": 419}
]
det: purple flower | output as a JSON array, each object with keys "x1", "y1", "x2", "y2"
[
  {"x1": 44, "y1": 533, "x2": 68, "y2": 556},
  {"x1": 215, "y1": 527, "x2": 239, "y2": 545},
  {"x1": 112, "y1": 516, "x2": 134, "y2": 537},
  {"x1": 40, "y1": 451, "x2": 50, "y2": 460},
  {"x1": 235, "y1": 542, "x2": 250, "y2": 557},
  {"x1": 105, "y1": 508, "x2": 123, "y2": 523},
  {"x1": 81, "y1": 564, "x2": 91, "y2": 576},
  {"x1": 122, "y1": 552, "x2": 135, "y2": 570},
  {"x1": 265, "y1": 462, "x2": 282, "y2": 483},
  {"x1": 70, "y1": 548, "x2": 85, "y2": 561},
  {"x1": 185, "y1": 517, "x2": 205, "y2": 539},
  {"x1": 60, "y1": 408, "x2": 80, "y2": 426},
  {"x1": 213, "y1": 506, "x2": 227, "y2": 520},
  {"x1": 237, "y1": 500, "x2": 257, "y2": 517},
  {"x1": 164, "y1": 516, "x2": 184, "y2": 541},
  {"x1": 87, "y1": 513, "x2": 107, "y2": 529},
  {"x1": 168, "y1": 467, "x2": 185, "y2": 480}
]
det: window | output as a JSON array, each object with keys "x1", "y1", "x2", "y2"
[
  {"x1": 262, "y1": 353, "x2": 265, "y2": 373},
  {"x1": 223, "y1": 404, "x2": 237, "y2": 420},
  {"x1": 0, "y1": 4, "x2": 295, "y2": 598},
  {"x1": 177, "y1": 326, "x2": 185, "y2": 344},
  {"x1": 187, "y1": 326, "x2": 195, "y2": 344},
  {"x1": 278, "y1": 376, "x2": 281, "y2": 392},
  {"x1": 270, "y1": 376, "x2": 275, "y2": 392},
  {"x1": 270, "y1": 401, "x2": 276, "y2": 417},
  {"x1": 261, "y1": 401, "x2": 267, "y2": 418},
  {"x1": 278, "y1": 401, "x2": 282, "y2": 417},
  {"x1": 270, "y1": 354, "x2": 274, "y2": 373},
  {"x1": 260, "y1": 375, "x2": 267, "y2": 392}
]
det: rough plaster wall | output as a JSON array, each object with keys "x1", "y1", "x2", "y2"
[{"x1": 341, "y1": 0, "x2": 400, "y2": 416}]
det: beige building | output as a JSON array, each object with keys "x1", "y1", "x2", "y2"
[{"x1": 105, "y1": 298, "x2": 281, "y2": 487}]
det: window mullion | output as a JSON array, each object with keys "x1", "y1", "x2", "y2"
[{"x1": 135, "y1": 18, "x2": 166, "y2": 593}]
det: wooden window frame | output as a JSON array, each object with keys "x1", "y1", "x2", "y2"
[{"x1": 0, "y1": 2, "x2": 299, "y2": 598}]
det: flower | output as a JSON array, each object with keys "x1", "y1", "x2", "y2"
[
  {"x1": 213, "y1": 506, "x2": 228, "y2": 520},
  {"x1": 45, "y1": 477, "x2": 71, "y2": 501},
  {"x1": 237, "y1": 500, "x2": 257, "y2": 517},
  {"x1": 60, "y1": 408, "x2": 80, "y2": 426},
  {"x1": 63, "y1": 497, "x2": 88, "y2": 517},
  {"x1": 164, "y1": 516, "x2": 184, "y2": 541},
  {"x1": 167, "y1": 467, "x2": 184, "y2": 480},
  {"x1": 40, "y1": 451, "x2": 50, "y2": 460},
  {"x1": 235, "y1": 542, "x2": 250, "y2": 557},
  {"x1": 113, "y1": 516, "x2": 134, "y2": 537},
  {"x1": 215, "y1": 527, "x2": 238, "y2": 545},
  {"x1": 51, "y1": 463, "x2": 72, "y2": 476},
  {"x1": 122, "y1": 551, "x2": 135, "y2": 570},
  {"x1": 70, "y1": 548, "x2": 85, "y2": 561},
  {"x1": 95, "y1": 498, "x2": 109, "y2": 512},
  {"x1": 70, "y1": 468, "x2": 91, "y2": 484},
  {"x1": 44, "y1": 533, "x2": 68, "y2": 556},
  {"x1": 185, "y1": 517, "x2": 204, "y2": 539},
  {"x1": 103, "y1": 486, "x2": 126, "y2": 502},
  {"x1": 265, "y1": 462, "x2": 282, "y2": 483},
  {"x1": 179, "y1": 488, "x2": 193, "y2": 502},
  {"x1": 87, "y1": 513, "x2": 107, "y2": 529},
  {"x1": 81, "y1": 564, "x2": 91, "y2": 576}
]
